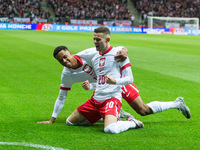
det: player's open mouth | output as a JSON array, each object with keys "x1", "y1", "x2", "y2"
[{"x1": 96, "y1": 45, "x2": 99, "y2": 49}]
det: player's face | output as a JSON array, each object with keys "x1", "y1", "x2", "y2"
[
  {"x1": 55, "y1": 50, "x2": 75, "y2": 68},
  {"x1": 93, "y1": 32, "x2": 109, "y2": 52}
]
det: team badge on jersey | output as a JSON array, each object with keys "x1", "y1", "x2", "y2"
[{"x1": 99, "y1": 58, "x2": 105, "y2": 67}]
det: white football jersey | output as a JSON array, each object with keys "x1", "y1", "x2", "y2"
[
  {"x1": 60, "y1": 46, "x2": 125, "y2": 89},
  {"x1": 60, "y1": 48, "x2": 97, "y2": 90},
  {"x1": 52, "y1": 46, "x2": 126, "y2": 118},
  {"x1": 52, "y1": 48, "x2": 97, "y2": 118},
  {"x1": 91, "y1": 46, "x2": 132, "y2": 102}
]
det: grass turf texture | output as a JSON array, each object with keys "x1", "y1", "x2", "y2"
[{"x1": 0, "y1": 30, "x2": 199, "y2": 150}]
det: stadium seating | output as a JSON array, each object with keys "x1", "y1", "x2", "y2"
[
  {"x1": 133, "y1": 0, "x2": 200, "y2": 21},
  {"x1": 1, "y1": 0, "x2": 199, "y2": 25},
  {"x1": 0, "y1": 0, "x2": 50, "y2": 22},
  {"x1": 48, "y1": 0, "x2": 132, "y2": 20}
]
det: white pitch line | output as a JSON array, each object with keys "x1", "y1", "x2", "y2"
[{"x1": 0, "y1": 142, "x2": 69, "y2": 150}]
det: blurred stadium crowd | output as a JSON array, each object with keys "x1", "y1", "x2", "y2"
[
  {"x1": 0, "y1": 0, "x2": 50, "y2": 21},
  {"x1": 0, "y1": 0, "x2": 199, "y2": 25},
  {"x1": 50, "y1": 0, "x2": 131, "y2": 20},
  {"x1": 133, "y1": 0, "x2": 200, "y2": 21}
]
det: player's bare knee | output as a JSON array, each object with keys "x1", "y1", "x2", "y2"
[{"x1": 66, "y1": 117, "x2": 75, "y2": 126}]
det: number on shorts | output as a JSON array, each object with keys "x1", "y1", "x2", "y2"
[{"x1": 106, "y1": 101, "x2": 114, "y2": 109}]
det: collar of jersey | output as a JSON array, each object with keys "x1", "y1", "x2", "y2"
[
  {"x1": 99, "y1": 46, "x2": 113, "y2": 56},
  {"x1": 72, "y1": 55, "x2": 83, "y2": 69}
]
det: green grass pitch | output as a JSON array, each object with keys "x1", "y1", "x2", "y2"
[{"x1": 0, "y1": 30, "x2": 200, "y2": 150}]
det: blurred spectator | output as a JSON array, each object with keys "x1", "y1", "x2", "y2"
[
  {"x1": 133, "y1": 0, "x2": 200, "y2": 21},
  {"x1": 49, "y1": 0, "x2": 132, "y2": 20},
  {"x1": 0, "y1": 0, "x2": 50, "y2": 22}
]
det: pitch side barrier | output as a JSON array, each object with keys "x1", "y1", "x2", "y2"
[{"x1": 0, "y1": 23, "x2": 199, "y2": 35}]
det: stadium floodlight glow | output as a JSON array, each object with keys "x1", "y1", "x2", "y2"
[{"x1": 147, "y1": 16, "x2": 199, "y2": 30}]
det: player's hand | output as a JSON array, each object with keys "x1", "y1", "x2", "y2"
[
  {"x1": 82, "y1": 80, "x2": 90, "y2": 90},
  {"x1": 106, "y1": 75, "x2": 116, "y2": 84},
  {"x1": 37, "y1": 120, "x2": 53, "y2": 124},
  {"x1": 37, "y1": 117, "x2": 55, "y2": 124},
  {"x1": 114, "y1": 47, "x2": 128, "y2": 62}
]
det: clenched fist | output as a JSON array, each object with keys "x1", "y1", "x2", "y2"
[{"x1": 105, "y1": 75, "x2": 116, "y2": 84}]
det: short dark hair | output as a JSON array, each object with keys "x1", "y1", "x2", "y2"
[
  {"x1": 53, "y1": 46, "x2": 68, "y2": 58},
  {"x1": 94, "y1": 26, "x2": 110, "y2": 36}
]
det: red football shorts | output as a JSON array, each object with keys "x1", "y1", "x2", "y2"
[
  {"x1": 121, "y1": 83, "x2": 140, "y2": 104},
  {"x1": 77, "y1": 97, "x2": 122, "y2": 124}
]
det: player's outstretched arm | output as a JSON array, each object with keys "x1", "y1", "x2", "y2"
[
  {"x1": 37, "y1": 117, "x2": 56, "y2": 124},
  {"x1": 114, "y1": 47, "x2": 128, "y2": 62}
]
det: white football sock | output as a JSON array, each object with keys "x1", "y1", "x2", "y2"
[
  {"x1": 104, "y1": 121, "x2": 136, "y2": 134},
  {"x1": 147, "y1": 101, "x2": 179, "y2": 114}
]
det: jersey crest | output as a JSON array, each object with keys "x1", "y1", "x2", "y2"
[{"x1": 99, "y1": 57, "x2": 105, "y2": 67}]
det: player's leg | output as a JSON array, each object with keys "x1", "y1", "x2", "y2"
[
  {"x1": 104, "y1": 114, "x2": 117, "y2": 128},
  {"x1": 129, "y1": 96, "x2": 153, "y2": 116},
  {"x1": 104, "y1": 114, "x2": 143, "y2": 134},
  {"x1": 101, "y1": 98, "x2": 143, "y2": 134},
  {"x1": 128, "y1": 95, "x2": 191, "y2": 118},
  {"x1": 122, "y1": 83, "x2": 152, "y2": 116},
  {"x1": 66, "y1": 98, "x2": 101, "y2": 126},
  {"x1": 66, "y1": 109, "x2": 89, "y2": 125},
  {"x1": 123, "y1": 83, "x2": 191, "y2": 118},
  {"x1": 146, "y1": 97, "x2": 191, "y2": 118},
  {"x1": 129, "y1": 96, "x2": 191, "y2": 118}
]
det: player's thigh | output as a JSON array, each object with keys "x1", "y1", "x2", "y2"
[
  {"x1": 102, "y1": 98, "x2": 121, "y2": 128},
  {"x1": 77, "y1": 98, "x2": 102, "y2": 124},
  {"x1": 104, "y1": 114, "x2": 118, "y2": 128},
  {"x1": 68, "y1": 109, "x2": 86, "y2": 124}
]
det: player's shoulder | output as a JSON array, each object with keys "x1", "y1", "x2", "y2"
[
  {"x1": 107, "y1": 46, "x2": 124, "y2": 55},
  {"x1": 75, "y1": 47, "x2": 97, "y2": 57},
  {"x1": 112, "y1": 46, "x2": 124, "y2": 51}
]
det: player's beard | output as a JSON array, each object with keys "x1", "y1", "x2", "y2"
[{"x1": 96, "y1": 44, "x2": 107, "y2": 54}]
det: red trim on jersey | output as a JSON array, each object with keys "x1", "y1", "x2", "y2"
[
  {"x1": 99, "y1": 46, "x2": 113, "y2": 56},
  {"x1": 73, "y1": 55, "x2": 83, "y2": 69},
  {"x1": 121, "y1": 63, "x2": 131, "y2": 71},
  {"x1": 60, "y1": 86, "x2": 71, "y2": 90},
  {"x1": 120, "y1": 63, "x2": 131, "y2": 76}
]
